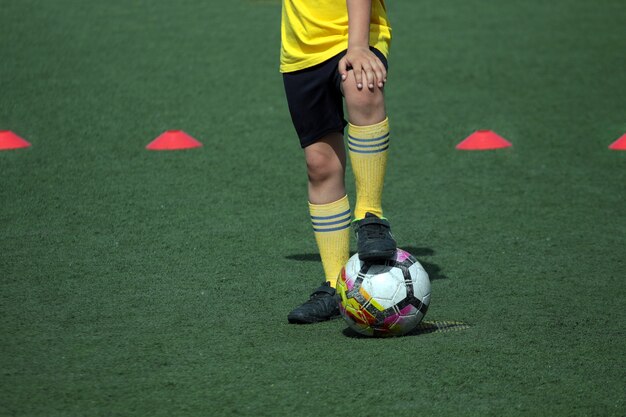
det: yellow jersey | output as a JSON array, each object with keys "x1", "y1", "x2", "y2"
[{"x1": 280, "y1": 0, "x2": 392, "y2": 73}]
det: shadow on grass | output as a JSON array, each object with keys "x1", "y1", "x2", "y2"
[
  {"x1": 341, "y1": 320, "x2": 471, "y2": 338},
  {"x1": 285, "y1": 246, "x2": 447, "y2": 280}
]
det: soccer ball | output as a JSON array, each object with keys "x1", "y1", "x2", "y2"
[{"x1": 337, "y1": 249, "x2": 431, "y2": 337}]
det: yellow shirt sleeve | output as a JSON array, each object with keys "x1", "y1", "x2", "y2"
[{"x1": 280, "y1": 0, "x2": 392, "y2": 73}]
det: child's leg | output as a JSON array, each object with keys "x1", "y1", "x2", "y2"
[
  {"x1": 282, "y1": 51, "x2": 353, "y2": 323},
  {"x1": 287, "y1": 132, "x2": 350, "y2": 324},
  {"x1": 304, "y1": 132, "x2": 351, "y2": 288},
  {"x1": 341, "y1": 65, "x2": 397, "y2": 261},
  {"x1": 342, "y1": 70, "x2": 388, "y2": 220}
]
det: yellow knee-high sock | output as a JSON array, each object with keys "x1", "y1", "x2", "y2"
[
  {"x1": 309, "y1": 195, "x2": 351, "y2": 287},
  {"x1": 348, "y1": 117, "x2": 390, "y2": 219}
]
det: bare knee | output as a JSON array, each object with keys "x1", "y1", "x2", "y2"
[{"x1": 306, "y1": 147, "x2": 344, "y2": 185}]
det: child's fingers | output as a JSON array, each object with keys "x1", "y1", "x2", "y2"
[
  {"x1": 363, "y1": 59, "x2": 382, "y2": 89},
  {"x1": 375, "y1": 59, "x2": 387, "y2": 87},
  {"x1": 338, "y1": 57, "x2": 349, "y2": 80},
  {"x1": 364, "y1": 66, "x2": 376, "y2": 89},
  {"x1": 370, "y1": 61, "x2": 383, "y2": 88},
  {"x1": 354, "y1": 65, "x2": 364, "y2": 89}
]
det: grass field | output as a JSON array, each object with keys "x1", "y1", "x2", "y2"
[{"x1": 1, "y1": 0, "x2": 625, "y2": 416}]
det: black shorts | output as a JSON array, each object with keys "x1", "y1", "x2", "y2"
[{"x1": 282, "y1": 47, "x2": 388, "y2": 148}]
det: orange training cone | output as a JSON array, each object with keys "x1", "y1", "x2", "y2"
[
  {"x1": 456, "y1": 130, "x2": 512, "y2": 150},
  {"x1": 608, "y1": 134, "x2": 626, "y2": 150},
  {"x1": 146, "y1": 130, "x2": 202, "y2": 150},
  {"x1": 0, "y1": 130, "x2": 31, "y2": 151}
]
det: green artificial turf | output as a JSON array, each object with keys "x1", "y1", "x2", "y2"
[{"x1": 1, "y1": 0, "x2": 624, "y2": 416}]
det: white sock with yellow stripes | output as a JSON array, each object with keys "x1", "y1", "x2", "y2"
[
  {"x1": 348, "y1": 118, "x2": 390, "y2": 220},
  {"x1": 309, "y1": 195, "x2": 351, "y2": 288}
]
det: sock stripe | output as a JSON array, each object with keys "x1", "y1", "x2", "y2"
[
  {"x1": 311, "y1": 214, "x2": 352, "y2": 227},
  {"x1": 348, "y1": 132, "x2": 390, "y2": 143},
  {"x1": 310, "y1": 208, "x2": 351, "y2": 221},
  {"x1": 348, "y1": 144, "x2": 390, "y2": 154},
  {"x1": 312, "y1": 222, "x2": 351, "y2": 233},
  {"x1": 348, "y1": 138, "x2": 390, "y2": 149}
]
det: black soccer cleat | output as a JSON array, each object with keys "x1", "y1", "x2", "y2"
[
  {"x1": 354, "y1": 212, "x2": 397, "y2": 261},
  {"x1": 287, "y1": 282, "x2": 340, "y2": 324}
]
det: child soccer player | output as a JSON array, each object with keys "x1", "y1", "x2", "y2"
[{"x1": 282, "y1": 0, "x2": 397, "y2": 323}]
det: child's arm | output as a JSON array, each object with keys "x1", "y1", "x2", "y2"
[{"x1": 338, "y1": 0, "x2": 387, "y2": 90}]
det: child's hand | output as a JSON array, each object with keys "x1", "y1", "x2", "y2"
[{"x1": 338, "y1": 46, "x2": 387, "y2": 90}]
